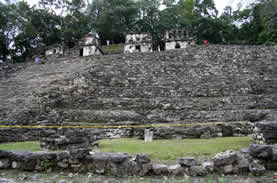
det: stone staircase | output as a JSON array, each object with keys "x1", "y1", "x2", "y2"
[
  {"x1": 0, "y1": 56, "x2": 100, "y2": 124},
  {"x1": 1, "y1": 45, "x2": 277, "y2": 125}
]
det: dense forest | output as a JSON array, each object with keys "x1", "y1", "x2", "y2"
[{"x1": 0, "y1": 0, "x2": 276, "y2": 62}]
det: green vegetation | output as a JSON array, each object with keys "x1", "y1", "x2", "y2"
[
  {"x1": 1, "y1": 0, "x2": 276, "y2": 62},
  {"x1": 97, "y1": 137, "x2": 252, "y2": 160},
  {"x1": 0, "y1": 141, "x2": 40, "y2": 152},
  {"x1": 102, "y1": 44, "x2": 124, "y2": 55},
  {"x1": 0, "y1": 137, "x2": 252, "y2": 161}
]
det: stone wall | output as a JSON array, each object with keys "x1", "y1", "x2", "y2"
[
  {"x1": 0, "y1": 121, "x2": 253, "y2": 144},
  {"x1": 0, "y1": 128, "x2": 39, "y2": 143},
  {"x1": 40, "y1": 45, "x2": 277, "y2": 124},
  {"x1": 1, "y1": 45, "x2": 277, "y2": 142},
  {"x1": 38, "y1": 121, "x2": 253, "y2": 151},
  {"x1": 0, "y1": 144, "x2": 276, "y2": 177},
  {"x1": 253, "y1": 120, "x2": 277, "y2": 144},
  {"x1": 133, "y1": 122, "x2": 254, "y2": 139},
  {"x1": 124, "y1": 43, "x2": 153, "y2": 53},
  {"x1": 81, "y1": 45, "x2": 102, "y2": 56},
  {"x1": 165, "y1": 41, "x2": 188, "y2": 50}
]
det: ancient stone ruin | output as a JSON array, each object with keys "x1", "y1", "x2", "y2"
[
  {"x1": 1, "y1": 45, "x2": 277, "y2": 144},
  {"x1": 164, "y1": 29, "x2": 196, "y2": 50},
  {"x1": 45, "y1": 44, "x2": 64, "y2": 57},
  {"x1": 253, "y1": 120, "x2": 277, "y2": 144},
  {"x1": 0, "y1": 144, "x2": 276, "y2": 177},
  {"x1": 78, "y1": 32, "x2": 102, "y2": 56},
  {"x1": 45, "y1": 32, "x2": 103, "y2": 58},
  {"x1": 124, "y1": 33, "x2": 153, "y2": 53},
  {"x1": 144, "y1": 129, "x2": 153, "y2": 142},
  {"x1": 1, "y1": 45, "x2": 277, "y2": 179},
  {"x1": 39, "y1": 128, "x2": 90, "y2": 151}
]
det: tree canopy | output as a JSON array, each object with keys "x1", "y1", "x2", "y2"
[{"x1": 0, "y1": 0, "x2": 276, "y2": 62}]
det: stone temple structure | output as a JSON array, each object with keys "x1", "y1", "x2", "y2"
[
  {"x1": 78, "y1": 32, "x2": 102, "y2": 56},
  {"x1": 124, "y1": 33, "x2": 153, "y2": 53},
  {"x1": 45, "y1": 44, "x2": 64, "y2": 57},
  {"x1": 164, "y1": 29, "x2": 196, "y2": 50},
  {"x1": 45, "y1": 32, "x2": 102, "y2": 57}
]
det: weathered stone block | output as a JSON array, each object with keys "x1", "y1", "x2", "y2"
[
  {"x1": 249, "y1": 144, "x2": 273, "y2": 160},
  {"x1": 135, "y1": 154, "x2": 151, "y2": 164},
  {"x1": 254, "y1": 121, "x2": 277, "y2": 144},
  {"x1": 69, "y1": 148, "x2": 91, "y2": 160},
  {"x1": 144, "y1": 129, "x2": 153, "y2": 142},
  {"x1": 189, "y1": 166, "x2": 207, "y2": 176},
  {"x1": 223, "y1": 165, "x2": 234, "y2": 174},
  {"x1": 152, "y1": 164, "x2": 168, "y2": 175},
  {"x1": 0, "y1": 159, "x2": 10, "y2": 169},
  {"x1": 213, "y1": 151, "x2": 237, "y2": 167},
  {"x1": 168, "y1": 164, "x2": 184, "y2": 175},
  {"x1": 202, "y1": 161, "x2": 214, "y2": 172},
  {"x1": 249, "y1": 161, "x2": 266, "y2": 176},
  {"x1": 11, "y1": 161, "x2": 21, "y2": 169},
  {"x1": 237, "y1": 153, "x2": 250, "y2": 173},
  {"x1": 179, "y1": 157, "x2": 197, "y2": 167}
]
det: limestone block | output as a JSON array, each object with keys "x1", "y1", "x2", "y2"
[
  {"x1": 152, "y1": 164, "x2": 169, "y2": 175},
  {"x1": 213, "y1": 151, "x2": 237, "y2": 167},
  {"x1": 249, "y1": 144, "x2": 273, "y2": 160},
  {"x1": 11, "y1": 161, "x2": 21, "y2": 169},
  {"x1": 202, "y1": 161, "x2": 214, "y2": 172},
  {"x1": 168, "y1": 164, "x2": 184, "y2": 175},
  {"x1": 179, "y1": 157, "x2": 197, "y2": 167},
  {"x1": 144, "y1": 129, "x2": 153, "y2": 142},
  {"x1": 189, "y1": 165, "x2": 207, "y2": 176},
  {"x1": 0, "y1": 159, "x2": 10, "y2": 169},
  {"x1": 249, "y1": 161, "x2": 266, "y2": 176}
]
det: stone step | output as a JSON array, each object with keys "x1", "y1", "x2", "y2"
[
  {"x1": 1, "y1": 45, "x2": 277, "y2": 125},
  {"x1": 55, "y1": 108, "x2": 277, "y2": 123},
  {"x1": 53, "y1": 95, "x2": 277, "y2": 111}
]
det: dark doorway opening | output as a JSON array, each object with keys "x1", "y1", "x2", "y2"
[
  {"x1": 80, "y1": 48, "x2": 84, "y2": 56},
  {"x1": 53, "y1": 49, "x2": 56, "y2": 54},
  {"x1": 175, "y1": 43, "x2": 181, "y2": 49},
  {"x1": 135, "y1": 45, "x2": 141, "y2": 52}
]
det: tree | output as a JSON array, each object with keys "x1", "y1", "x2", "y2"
[
  {"x1": 183, "y1": 0, "x2": 197, "y2": 26},
  {"x1": 0, "y1": 2, "x2": 12, "y2": 61},
  {"x1": 194, "y1": 0, "x2": 218, "y2": 18},
  {"x1": 259, "y1": 0, "x2": 277, "y2": 44},
  {"x1": 89, "y1": 0, "x2": 138, "y2": 44}
]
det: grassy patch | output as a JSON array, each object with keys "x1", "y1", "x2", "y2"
[
  {"x1": 97, "y1": 137, "x2": 252, "y2": 160},
  {"x1": 0, "y1": 141, "x2": 40, "y2": 152},
  {"x1": 0, "y1": 137, "x2": 252, "y2": 161},
  {"x1": 102, "y1": 44, "x2": 124, "y2": 55}
]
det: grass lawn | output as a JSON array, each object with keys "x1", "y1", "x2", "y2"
[
  {"x1": 97, "y1": 137, "x2": 252, "y2": 161},
  {"x1": 0, "y1": 137, "x2": 253, "y2": 161},
  {"x1": 102, "y1": 44, "x2": 124, "y2": 55},
  {"x1": 0, "y1": 141, "x2": 40, "y2": 152}
]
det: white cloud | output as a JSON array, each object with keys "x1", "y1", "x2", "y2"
[
  {"x1": 26, "y1": 0, "x2": 38, "y2": 6},
  {"x1": 215, "y1": 0, "x2": 257, "y2": 14},
  {"x1": 214, "y1": 0, "x2": 237, "y2": 14}
]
